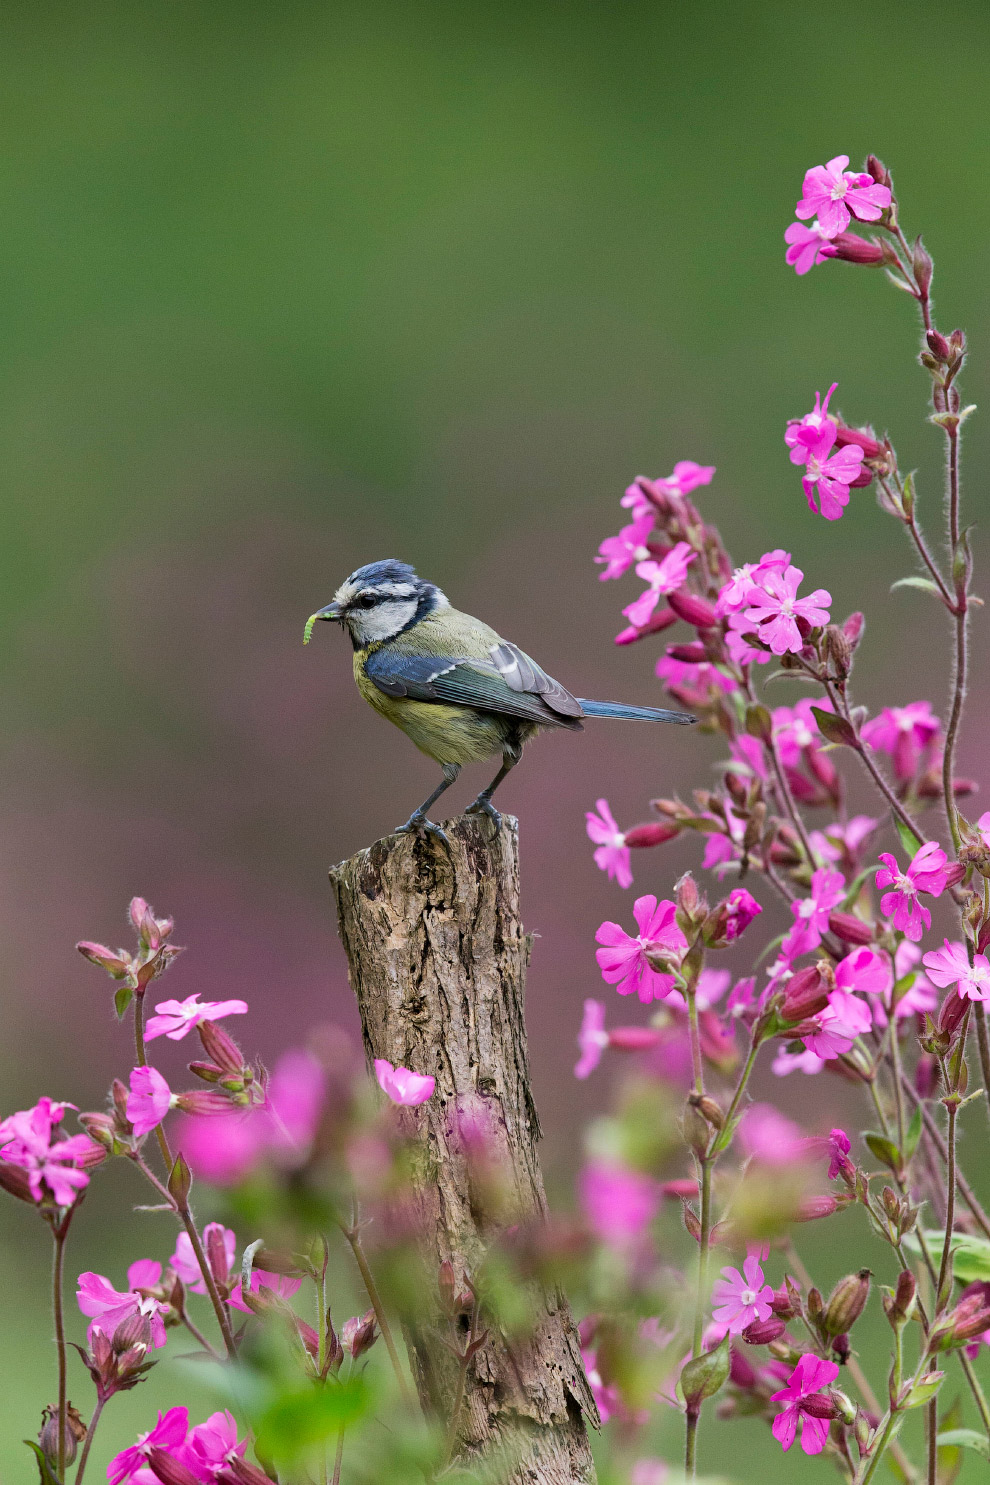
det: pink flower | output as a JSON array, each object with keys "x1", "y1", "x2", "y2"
[
  {"x1": 702, "y1": 803, "x2": 747, "y2": 878},
  {"x1": 803, "y1": 989, "x2": 872, "y2": 1060},
  {"x1": 666, "y1": 967, "x2": 731, "y2": 1014},
  {"x1": 596, "y1": 511, "x2": 656, "y2": 580},
  {"x1": 622, "y1": 542, "x2": 696, "y2": 629},
  {"x1": 0, "y1": 1098, "x2": 101, "y2": 1208},
  {"x1": 374, "y1": 1059, "x2": 435, "y2": 1106},
  {"x1": 586, "y1": 798, "x2": 632, "y2": 889},
  {"x1": 795, "y1": 155, "x2": 891, "y2": 238},
  {"x1": 712, "y1": 1254, "x2": 774, "y2": 1334},
  {"x1": 723, "y1": 888, "x2": 763, "y2": 942},
  {"x1": 738, "y1": 1104, "x2": 807, "y2": 1165},
  {"x1": 923, "y1": 940, "x2": 990, "y2": 1003},
  {"x1": 144, "y1": 994, "x2": 249, "y2": 1043},
  {"x1": 827, "y1": 1128, "x2": 853, "y2": 1182},
  {"x1": 785, "y1": 385, "x2": 838, "y2": 464},
  {"x1": 630, "y1": 1462, "x2": 670, "y2": 1485},
  {"x1": 772, "y1": 1046, "x2": 825, "y2": 1077},
  {"x1": 800, "y1": 431, "x2": 865, "y2": 521},
  {"x1": 109, "y1": 1409, "x2": 189, "y2": 1485},
  {"x1": 876, "y1": 842, "x2": 952, "y2": 941},
  {"x1": 126, "y1": 1067, "x2": 174, "y2": 1139},
  {"x1": 595, "y1": 896, "x2": 687, "y2": 1003},
  {"x1": 770, "y1": 1353, "x2": 840, "y2": 1455},
  {"x1": 170, "y1": 1224, "x2": 236, "y2": 1294},
  {"x1": 730, "y1": 565, "x2": 831, "y2": 656},
  {"x1": 784, "y1": 220, "x2": 838, "y2": 275},
  {"x1": 772, "y1": 697, "x2": 831, "y2": 767},
  {"x1": 575, "y1": 999, "x2": 608, "y2": 1079},
  {"x1": 656, "y1": 654, "x2": 737, "y2": 696},
  {"x1": 621, "y1": 462, "x2": 715, "y2": 517},
  {"x1": 716, "y1": 550, "x2": 791, "y2": 618},
  {"x1": 861, "y1": 702, "x2": 940, "y2": 781},
  {"x1": 184, "y1": 1411, "x2": 248, "y2": 1479},
  {"x1": 782, "y1": 868, "x2": 844, "y2": 958},
  {"x1": 228, "y1": 1268, "x2": 303, "y2": 1313},
  {"x1": 77, "y1": 1261, "x2": 169, "y2": 1350},
  {"x1": 834, "y1": 947, "x2": 891, "y2": 999},
  {"x1": 874, "y1": 942, "x2": 937, "y2": 1025},
  {"x1": 580, "y1": 1159, "x2": 657, "y2": 1246}
]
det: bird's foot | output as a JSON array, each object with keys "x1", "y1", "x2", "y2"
[
  {"x1": 465, "y1": 795, "x2": 502, "y2": 830},
  {"x1": 395, "y1": 811, "x2": 450, "y2": 846}
]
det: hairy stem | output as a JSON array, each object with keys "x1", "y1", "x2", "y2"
[
  {"x1": 51, "y1": 1217, "x2": 70, "y2": 1479},
  {"x1": 177, "y1": 1209, "x2": 237, "y2": 1359},
  {"x1": 74, "y1": 1395, "x2": 106, "y2": 1485},
  {"x1": 685, "y1": 983, "x2": 705, "y2": 1097},
  {"x1": 936, "y1": 1098, "x2": 958, "y2": 1310},
  {"x1": 341, "y1": 1215, "x2": 413, "y2": 1409}
]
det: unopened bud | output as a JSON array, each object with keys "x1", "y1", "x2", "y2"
[
  {"x1": 800, "y1": 1392, "x2": 841, "y2": 1421},
  {"x1": 779, "y1": 965, "x2": 830, "y2": 1022},
  {"x1": 823, "y1": 1270, "x2": 871, "y2": 1337},
  {"x1": 938, "y1": 991, "x2": 969, "y2": 1042},
  {"x1": 0, "y1": 1161, "x2": 37, "y2": 1203},
  {"x1": 674, "y1": 871, "x2": 703, "y2": 921},
  {"x1": 741, "y1": 1316, "x2": 786, "y2": 1345},
  {"x1": 796, "y1": 1194, "x2": 839, "y2": 1222},
  {"x1": 827, "y1": 911, "x2": 874, "y2": 946},
  {"x1": 806, "y1": 1287, "x2": 824, "y2": 1325},
  {"x1": 341, "y1": 1308, "x2": 378, "y2": 1359},
  {"x1": 831, "y1": 1332, "x2": 851, "y2": 1365},
  {"x1": 842, "y1": 611, "x2": 865, "y2": 650},
  {"x1": 167, "y1": 1152, "x2": 192, "y2": 1205},
  {"x1": 930, "y1": 1293, "x2": 990, "y2": 1350},
  {"x1": 197, "y1": 1020, "x2": 246, "y2": 1077},
  {"x1": 217, "y1": 1458, "x2": 276, "y2": 1485},
  {"x1": 174, "y1": 1091, "x2": 235, "y2": 1116},
  {"x1": 913, "y1": 237, "x2": 933, "y2": 296},
  {"x1": 729, "y1": 1345, "x2": 758, "y2": 1389},
  {"x1": 830, "y1": 233, "x2": 884, "y2": 266},
  {"x1": 865, "y1": 154, "x2": 891, "y2": 186},
  {"x1": 770, "y1": 1285, "x2": 795, "y2": 1319},
  {"x1": 692, "y1": 1094, "x2": 724, "y2": 1131},
  {"x1": 608, "y1": 1025, "x2": 663, "y2": 1051},
  {"x1": 927, "y1": 329, "x2": 951, "y2": 362},
  {"x1": 624, "y1": 821, "x2": 680, "y2": 848},
  {"x1": 148, "y1": 1447, "x2": 203, "y2": 1485},
  {"x1": 78, "y1": 1111, "x2": 117, "y2": 1150},
  {"x1": 883, "y1": 1270, "x2": 916, "y2": 1329},
  {"x1": 667, "y1": 589, "x2": 718, "y2": 629},
  {"x1": 39, "y1": 1404, "x2": 86, "y2": 1469},
  {"x1": 76, "y1": 941, "x2": 131, "y2": 978},
  {"x1": 682, "y1": 1100, "x2": 711, "y2": 1159},
  {"x1": 113, "y1": 1311, "x2": 152, "y2": 1354},
  {"x1": 206, "y1": 1225, "x2": 232, "y2": 1287},
  {"x1": 614, "y1": 608, "x2": 678, "y2": 645}
]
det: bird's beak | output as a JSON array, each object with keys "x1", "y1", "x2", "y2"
[{"x1": 303, "y1": 602, "x2": 343, "y2": 644}]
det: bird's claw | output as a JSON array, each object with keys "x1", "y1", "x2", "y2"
[
  {"x1": 466, "y1": 797, "x2": 501, "y2": 830},
  {"x1": 396, "y1": 812, "x2": 450, "y2": 846}
]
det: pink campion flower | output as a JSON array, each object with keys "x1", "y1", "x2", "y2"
[
  {"x1": 812, "y1": 814, "x2": 878, "y2": 873},
  {"x1": 595, "y1": 896, "x2": 687, "y2": 1003},
  {"x1": 126, "y1": 1067, "x2": 174, "y2": 1139},
  {"x1": 834, "y1": 947, "x2": 892, "y2": 999},
  {"x1": 795, "y1": 155, "x2": 891, "y2": 238},
  {"x1": 622, "y1": 542, "x2": 696, "y2": 628},
  {"x1": 861, "y1": 701, "x2": 940, "y2": 781},
  {"x1": 782, "y1": 868, "x2": 844, "y2": 958},
  {"x1": 772, "y1": 697, "x2": 833, "y2": 768},
  {"x1": 585, "y1": 799, "x2": 633, "y2": 889},
  {"x1": 580, "y1": 1159, "x2": 658, "y2": 1246},
  {"x1": 596, "y1": 511, "x2": 656, "y2": 580},
  {"x1": 803, "y1": 990, "x2": 872, "y2": 1060},
  {"x1": 711, "y1": 1254, "x2": 774, "y2": 1334},
  {"x1": 184, "y1": 1411, "x2": 248, "y2": 1479},
  {"x1": 0, "y1": 1099, "x2": 102, "y2": 1208},
  {"x1": 723, "y1": 888, "x2": 762, "y2": 942},
  {"x1": 772, "y1": 1046, "x2": 825, "y2": 1077},
  {"x1": 738, "y1": 1104, "x2": 807, "y2": 1165},
  {"x1": 666, "y1": 967, "x2": 731, "y2": 1015},
  {"x1": 784, "y1": 220, "x2": 838, "y2": 275},
  {"x1": 702, "y1": 803, "x2": 747, "y2": 878},
  {"x1": 800, "y1": 431, "x2": 865, "y2": 520},
  {"x1": 827, "y1": 1128, "x2": 854, "y2": 1182},
  {"x1": 922, "y1": 940, "x2": 990, "y2": 1003},
  {"x1": 144, "y1": 993, "x2": 249, "y2": 1043},
  {"x1": 630, "y1": 1462, "x2": 670, "y2": 1485},
  {"x1": 575, "y1": 999, "x2": 608, "y2": 1079},
  {"x1": 374, "y1": 1059, "x2": 435, "y2": 1106},
  {"x1": 715, "y1": 550, "x2": 791, "y2": 617},
  {"x1": 873, "y1": 941, "x2": 937, "y2": 1026},
  {"x1": 109, "y1": 1408, "x2": 189, "y2": 1485},
  {"x1": 228, "y1": 1268, "x2": 304, "y2": 1314},
  {"x1": 621, "y1": 462, "x2": 716, "y2": 517},
  {"x1": 729, "y1": 732, "x2": 769, "y2": 780},
  {"x1": 731, "y1": 565, "x2": 831, "y2": 655},
  {"x1": 785, "y1": 384, "x2": 838, "y2": 464},
  {"x1": 876, "y1": 842, "x2": 952, "y2": 942},
  {"x1": 770, "y1": 1353, "x2": 841, "y2": 1456},
  {"x1": 657, "y1": 653, "x2": 737, "y2": 696},
  {"x1": 77, "y1": 1261, "x2": 169, "y2": 1349},
  {"x1": 170, "y1": 1224, "x2": 236, "y2": 1294}
]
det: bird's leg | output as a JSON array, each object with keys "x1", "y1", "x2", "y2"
[
  {"x1": 465, "y1": 747, "x2": 520, "y2": 830},
  {"x1": 396, "y1": 764, "x2": 461, "y2": 844}
]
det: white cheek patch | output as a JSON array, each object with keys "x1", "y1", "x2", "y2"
[
  {"x1": 334, "y1": 578, "x2": 361, "y2": 606},
  {"x1": 356, "y1": 598, "x2": 420, "y2": 643}
]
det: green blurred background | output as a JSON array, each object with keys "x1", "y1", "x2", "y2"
[{"x1": 2, "y1": 0, "x2": 990, "y2": 1477}]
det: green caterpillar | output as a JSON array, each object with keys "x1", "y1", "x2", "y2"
[{"x1": 302, "y1": 612, "x2": 320, "y2": 645}]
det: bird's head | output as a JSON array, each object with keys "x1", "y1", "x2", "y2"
[{"x1": 305, "y1": 560, "x2": 448, "y2": 648}]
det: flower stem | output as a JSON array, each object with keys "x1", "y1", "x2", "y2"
[
  {"x1": 936, "y1": 1097, "x2": 958, "y2": 1310},
  {"x1": 74, "y1": 1395, "x2": 106, "y2": 1485},
  {"x1": 898, "y1": 1072, "x2": 990, "y2": 1239},
  {"x1": 685, "y1": 1405, "x2": 699, "y2": 1478},
  {"x1": 341, "y1": 1213, "x2": 413, "y2": 1409},
  {"x1": 51, "y1": 1215, "x2": 71, "y2": 1479},
  {"x1": 177, "y1": 1208, "x2": 237, "y2": 1358},
  {"x1": 685, "y1": 984, "x2": 705, "y2": 1097}
]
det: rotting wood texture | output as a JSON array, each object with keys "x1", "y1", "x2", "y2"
[{"x1": 330, "y1": 812, "x2": 598, "y2": 1484}]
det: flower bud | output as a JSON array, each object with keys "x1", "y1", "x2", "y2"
[
  {"x1": 0, "y1": 1161, "x2": 36, "y2": 1203},
  {"x1": 341, "y1": 1308, "x2": 378, "y2": 1359},
  {"x1": 831, "y1": 1332, "x2": 851, "y2": 1365},
  {"x1": 866, "y1": 154, "x2": 891, "y2": 186},
  {"x1": 39, "y1": 1404, "x2": 86, "y2": 1470},
  {"x1": 827, "y1": 911, "x2": 874, "y2": 946},
  {"x1": 147, "y1": 1447, "x2": 203, "y2": 1485},
  {"x1": 624, "y1": 821, "x2": 680, "y2": 848},
  {"x1": 174, "y1": 1091, "x2": 236, "y2": 1116},
  {"x1": 614, "y1": 608, "x2": 678, "y2": 645},
  {"x1": 76, "y1": 941, "x2": 131, "y2": 978},
  {"x1": 779, "y1": 965, "x2": 830, "y2": 1023},
  {"x1": 682, "y1": 1100, "x2": 711, "y2": 1159},
  {"x1": 769, "y1": 1285, "x2": 795, "y2": 1319},
  {"x1": 666, "y1": 642, "x2": 708, "y2": 662},
  {"x1": 196, "y1": 1020, "x2": 245, "y2": 1077},
  {"x1": 796, "y1": 1194, "x2": 839, "y2": 1222},
  {"x1": 913, "y1": 237, "x2": 933, "y2": 297},
  {"x1": 830, "y1": 233, "x2": 884, "y2": 266},
  {"x1": 741, "y1": 1316, "x2": 786, "y2": 1345},
  {"x1": 806, "y1": 1287, "x2": 824, "y2": 1326},
  {"x1": 927, "y1": 329, "x2": 951, "y2": 362},
  {"x1": 77, "y1": 1111, "x2": 117, "y2": 1150},
  {"x1": 800, "y1": 1393, "x2": 841, "y2": 1421},
  {"x1": 823, "y1": 1270, "x2": 871, "y2": 1337},
  {"x1": 674, "y1": 871, "x2": 703, "y2": 921},
  {"x1": 691, "y1": 1094, "x2": 724, "y2": 1131},
  {"x1": 883, "y1": 1269, "x2": 916, "y2": 1330},
  {"x1": 938, "y1": 991, "x2": 969, "y2": 1042},
  {"x1": 667, "y1": 589, "x2": 719, "y2": 630},
  {"x1": 217, "y1": 1457, "x2": 276, "y2": 1485},
  {"x1": 608, "y1": 1026, "x2": 663, "y2": 1051},
  {"x1": 206, "y1": 1225, "x2": 233, "y2": 1288},
  {"x1": 113, "y1": 1311, "x2": 152, "y2": 1354},
  {"x1": 930, "y1": 1293, "x2": 990, "y2": 1350},
  {"x1": 729, "y1": 1344, "x2": 758, "y2": 1388},
  {"x1": 187, "y1": 1061, "x2": 224, "y2": 1083},
  {"x1": 843, "y1": 611, "x2": 865, "y2": 650}
]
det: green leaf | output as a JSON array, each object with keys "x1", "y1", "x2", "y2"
[
  {"x1": 890, "y1": 575, "x2": 942, "y2": 597},
  {"x1": 936, "y1": 1429, "x2": 990, "y2": 1460},
  {"x1": 24, "y1": 1442, "x2": 61, "y2": 1485},
  {"x1": 904, "y1": 1105, "x2": 923, "y2": 1161},
  {"x1": 894, "y1": 814, "x2": 924, "y2": 856},
  {"x1": 811, "y1": 706, "x2": 857, "y2": 748},
  {"x1": 903, "y1": 1230, "x2": 990, "y2": 1283},
  {"x1": 114, "y1": 985, "x2": 133, "y2": 1019},
  {"x1": 257, "y1": 1377, "x2": 370, "y2": 1464},
  {"x1": 680, "y1": 1335, "x2": 730, "y2": 1405},
  {"x1": 903, "y1": 1369, "x2": 945, "y2": 1409},
  {"x1": 864, "y1": 1131, "x2": 901, "y2": 1173}
]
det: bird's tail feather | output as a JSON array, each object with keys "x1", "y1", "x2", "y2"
[{"x1": 577, "y1": 699, "x2": 695, "y2": 724}]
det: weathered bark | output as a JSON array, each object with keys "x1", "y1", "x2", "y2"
[{"x1": 330, "y1": 813, "x2": 597, "y2": 1484}]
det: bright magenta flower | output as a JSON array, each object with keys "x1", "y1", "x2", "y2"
[
  {"x1": 770, "y1": 1353, "x2": 840, "y2": 1455},
  {"x1": 872, "y1": 942, "x2": 937, "y2": 1027},
  {"x1": 126, "y1": 1066, "x2": 174, "y2": 1139},
  {"x1": 834, "y1": 947, "x2": 891, "y2": 998},
  {"x1": 782, "y1": 868, "x2": 844, "y2": 958},
  {"x1": 738, "y1": 1104, "x2": 807, "y2": 1165},
  {"x1": 0, "y1": 1098, "x2": 101, "y2": 1208},
  {"x1": 596, "y1": 511, "x2": 656, "y2": 580},
  {"x1": 795, "y1": 154, "x2": 891, "y2": 238},
  {"x1": 171, "y1": 1223, "x2": 236, "y2": 1294},
  {"x1": 595, "y1": 895, "x2": 687, "y2": 1003},
  {"x1": 876, "y1": 842, "x2": 952, "y2": 941},
  {"x1": 585, "y1": 798, "x2": 632, "y2": 888},
  {"x1": 622, "y1": 542, "x2": 696, "y2": 629},
  {"x1": 730, "y1": 564, "x2": 831, "y2": 656},
  {"x1": 711, "y1": 1254, "x2": 774, "y2": 1334},
  {"x1": 184, "y1": 1410, "x2": 248, "y2": 1478},
  {"x1": 228, "y1": 1267, "x2": 303, "y2": 1313},
  {"x1": 785, "y1": 384, "x2": 838, "y2": 464},
  {"x1": 580, "y1": 1159, "x2": 658, "y2": 1245},
  {"x1": 861, "y1": 701, "x2": 940, "y2": 781},
  {"x1": 144, "y1": 993, "x2": 249, "y2": 1043},
  {"x1": 784, "y1": 220, "x2": 838, "y2": 274},
  {"x1": 772, "y1": 697, "x2": 832, "y2": 767},
  {"x1": 803, "y1": 988, "x2": 872, "y2": 1059},
  {"x1": 827, "y1": 1128, "x2": 854, "y2": 1181},
  {"x1": 800, "y1": 431, "x2": 865, "y2": 520},
  {"x1": 715, "y1": 550, "x2": 791, "y2": 618},
  {"x1": 621, "y1": 462, "x2": 715, "y2": 517},
  {"x1": 575, "y1": 999, "x2": 608, "y2": 1079},
  {"x1": 77, "y1": 1261, "x2": 169, "y2": 1350},
  {"x1": 109, "y1": 1408, "x2": 189, "y2": 1485},
  {"x1": 374, "y1": 1059, "x2": 435, "y2": 1106},
  {"x1": 772, "y1": 1046, "x2": 825, "y2": 1077},
  {"x1": 723, "y1": 888, "x2": 762, "y2": 942},
  {"x1": 922, "y1": 940, "x2": 990, "y2": 1003}
]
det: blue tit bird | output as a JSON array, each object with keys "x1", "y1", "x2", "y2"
[{"x1": 306, "y1": 559, "x2": 695, "y2": 841}]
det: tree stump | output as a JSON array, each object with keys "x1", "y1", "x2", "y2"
[{"x1": 330, "y1": 813, "x2": 597, "y2": 1484}]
